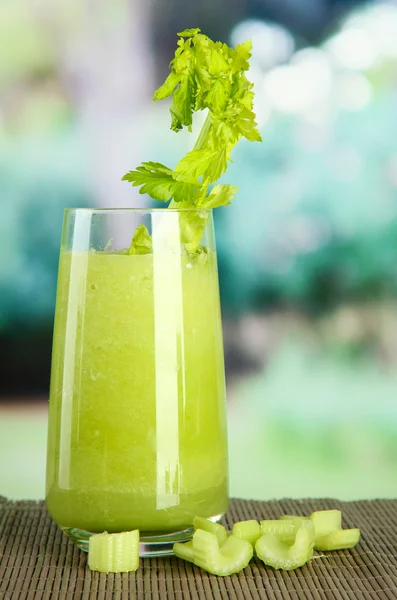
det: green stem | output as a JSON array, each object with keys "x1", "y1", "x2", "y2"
[
  {"x1": 138, "y1": 112, "x2": 212, "y2": 256},
  {"x1": 169, "y1": 112, "x2": 212, "y2": 209},
  {"x1": 193, "y1": 111, "x2": 212, "y2": 151}
]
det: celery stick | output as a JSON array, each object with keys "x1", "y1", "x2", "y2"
[
  {"x1": 280, "y1": 515, "x2": 310, "y2": 530},
  {"x1": 310, "y1": 510, "x2": 342, "y2": 538},
  {"x1": 88, "y1": 530, "x2": 139, "y2": 573},
  {"x1": 232, "y1": 520, "x2": 261, "y2": 546},
  {"x1": 123, "y1": 29, "x2": 262, "y2": 253},
  {"x1": 192, "y1": 529, "x2": 253, "y2": 576},
  {"x1": 193, "y1": 517, "x2": 227, "y2": 545},
  {"x1": 256, "y1": 521, "x2": 315, "y2": 571},
  {"x1": 173, "y1": 541, "x2": 194, "y2": 562},
  {"x1": 291, "y1": 521, "x2": 315, "y2": 561},
  {"x1": 260, "y1": 519, "x2": 296, "y2": 542},
  {"x1": 315, "y1": 528, "x2": 361, "y2": 551},
  {"x1": 310, "y1": 510, "x2": 360, "y2": 551}
]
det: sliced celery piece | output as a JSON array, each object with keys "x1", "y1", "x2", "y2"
[
  {"x1": 174, "y1": 516, "x2": 223, "y2": 563},
  {"x1": 280, "y1": 515, "x2": 310, "y2": 530},
  {"x1": 193, "y1": 517, "x2": 227, "y2": 546},
  {"x1": 260, "y1": 519, "x2": 295, "y2": 543},
  {"x1": 315, "y1": 528, "x2": 360, "y2": 551},
  {"x1": 232, "y1": 520, "x2": 261, "y2": 546},
  {"x1": 292, "y1": 521, "x2": 315, "y2": 561},
  {"x1": 191, "y1": 529, "x2": 253, "y2": 576},
  {"x1": 310, "y1": 510, "x2": 342, "y2": 539},
  {"x1": 88, "y1": 530, "x2": 139, "y2": 573},
  {"x1": 174, "y1": 540, "x2": 194, "y2": 562},
  {"x1": 256, "y1": 521, "x2": 315, "y2": 571}
]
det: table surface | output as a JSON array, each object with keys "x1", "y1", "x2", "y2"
[{"x1": 1, "y1": 496, "x2": 396, "y2": 599}]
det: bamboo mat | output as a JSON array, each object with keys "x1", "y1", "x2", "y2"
[{"x1": 0, "y1": 496, "x2": 396, "y2": 599}]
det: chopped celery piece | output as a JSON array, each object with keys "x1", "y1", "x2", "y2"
[
  {"x1": 88, "y1": 530, "x2": 139, "y2": 573},
  {"x1": 292, "y1": 521, "x2": 315, "y2": 559},
  {"x1": 310, "y1": 510, "x2": 342, "y2": 538},
  {"x1": 174, "y1": 540, "x2": 194, "y2": 562},
  {"x1": 315, "y1": 528, "x2": 360, "y2": 551},
  {"x1": 309, "y1": 510, "x2": 360, "y2": 550},
  {"x1": 193, "y1": 517, "x2": 227, "y2": 545},
  {"x1": 191, "y1": 529, "x2": 253, "y2": 576},
  {"x1": 232, "y1": 520, "x2": 261, "y2": 546},
  {"x1": 260, "y1": 519, "x2": 296, "y2": 543},
  {"x1": 128, "y1": 224, "x2": 152, "y2": 254},
  {"x1": 280, "y1": 515, "x2": 310, "y2": 530},
  {"x1": 256, "y1": 521, "x2": 314, "y2": 571}
]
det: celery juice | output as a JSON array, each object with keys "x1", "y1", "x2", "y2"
[{"x1": 46, "y1": 247, "x2": 228, "y2": 535}]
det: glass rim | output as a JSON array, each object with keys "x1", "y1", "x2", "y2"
[{"x1": 65, "y1": 207, "x2": 213, "y2": 214}]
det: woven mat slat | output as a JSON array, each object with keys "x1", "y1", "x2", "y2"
[{"x1": 0, "y1": 497, "x2": 396, "y2": 600}]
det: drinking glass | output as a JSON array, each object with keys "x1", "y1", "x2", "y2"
[{"x1": 45, "y1": 208, "x2": 228, "y2": 556}]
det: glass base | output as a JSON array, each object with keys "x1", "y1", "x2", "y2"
[{"x1": 62, "y1": 513, "x2": 224, "y2": 557}]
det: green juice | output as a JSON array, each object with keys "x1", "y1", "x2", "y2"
[{"x1": 46, "y1": 247, "x2": 228, "y2": 534}]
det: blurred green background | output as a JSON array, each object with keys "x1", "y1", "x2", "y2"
[{"x1": 1, "y1": 0, "x2": 397, "y2": 501}]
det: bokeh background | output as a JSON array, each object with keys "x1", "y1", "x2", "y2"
[{"x1": 1, "y1": 0, "x2": 397, "y2": 501}]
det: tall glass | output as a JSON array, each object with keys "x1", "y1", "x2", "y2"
[{"x1": 45, "y1": 208, "x2": 228, "y2": 556}]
